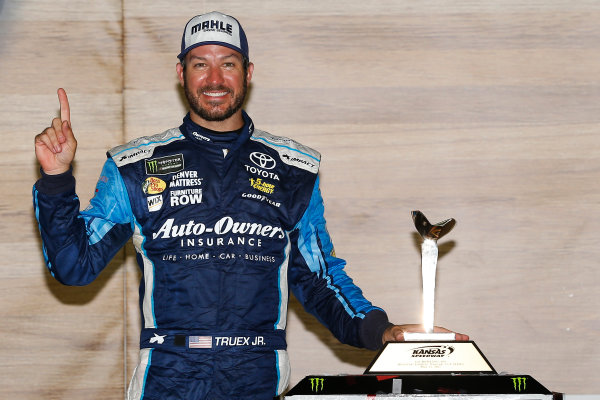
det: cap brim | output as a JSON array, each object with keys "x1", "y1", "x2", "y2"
[{"x1": 178, "y1": 42, "x2": 248, "y2": 61}]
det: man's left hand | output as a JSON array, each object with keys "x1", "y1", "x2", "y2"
[{"x1": 382, "y1": 324, "x2": 469, "y2": 343}]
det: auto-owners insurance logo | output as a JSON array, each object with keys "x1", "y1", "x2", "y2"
[{"x1": 250, "y1": 152, "x2": 276, "y2": 170}]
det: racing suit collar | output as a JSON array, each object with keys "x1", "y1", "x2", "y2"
[{"x1": 179, "y1": 111, "x2": 254, "y2": 152}]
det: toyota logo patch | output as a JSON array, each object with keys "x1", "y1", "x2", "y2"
[{"x1": 249, "y1": 152, "x2": 276, "y2": 170}]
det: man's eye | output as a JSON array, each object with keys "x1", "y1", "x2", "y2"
[{"x1": 194, "y1": 63, "x2": 207, "y2": 68}]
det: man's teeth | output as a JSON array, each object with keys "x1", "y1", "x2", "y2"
[{"x1": 204, "y1": 91, "x2": 228, "y2": 97}]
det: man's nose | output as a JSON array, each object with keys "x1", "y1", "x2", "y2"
[{"x1": 206, "y1": 66, "x2": 225, "y2": 85}]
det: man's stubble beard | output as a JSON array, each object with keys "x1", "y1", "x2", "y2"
[{"x1": 183, "y1": 73, "x2": 248, "y2": 122}]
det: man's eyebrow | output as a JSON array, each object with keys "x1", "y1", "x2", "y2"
[
  {"x1": 188, "y1": 53, "x2": 243, "y2": 61},
  {"x1": 219, "y1": 53, "x2": 244, "y2": 62}
]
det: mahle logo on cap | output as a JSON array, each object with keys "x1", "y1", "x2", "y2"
[{"x1": 191, "y1": 19, "x2": 233, "y2": 36}]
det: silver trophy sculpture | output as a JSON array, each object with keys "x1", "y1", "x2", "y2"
[{"x1": 404, "y1": 210, "x2": 456, "y2": 341}]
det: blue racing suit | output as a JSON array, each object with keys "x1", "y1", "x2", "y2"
[{"x1": 33, "y1": 111, "x2": 392, "y2": 399}]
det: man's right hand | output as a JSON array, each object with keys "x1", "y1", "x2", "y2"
[{"x1": 34, "y1": 88, "x2": 77, "y2": 175}]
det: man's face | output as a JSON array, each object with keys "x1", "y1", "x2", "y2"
[{"x1": 178, "y1": 45, "x2": 253, "y2": 123}]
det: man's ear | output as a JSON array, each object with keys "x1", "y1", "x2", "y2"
[
  {"x1": 176, "y1": 62, "x2": 185, "y2": 86},
  {"x1": 246, "y1": 62, "x2": 254, "y2": 84}
]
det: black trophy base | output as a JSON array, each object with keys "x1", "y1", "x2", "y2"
[{"x1": 284, "y1": 374, "x2": 561, "y2": 399}]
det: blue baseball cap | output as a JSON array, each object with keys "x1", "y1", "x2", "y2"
[{"x1": 178, "y1": 11, "x2": 249, "y2": 61}]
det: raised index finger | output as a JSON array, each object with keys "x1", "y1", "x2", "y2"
[{"x1": 57, "y1": 88, "x2": 70, "y2": 123}]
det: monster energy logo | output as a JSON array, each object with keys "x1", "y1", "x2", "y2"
[
  {"x1": 512, "y1": 377, "x2": 527, "y2": 392},
  {"x1": 147, "y1": 160, "x2": 159, "y2": 173},
  {"x1": 310, "y1": 377, "x2": 324, "y2": 392},
  {"x1": 145, "y1": 154, "x2": 184, "y2": 175}
]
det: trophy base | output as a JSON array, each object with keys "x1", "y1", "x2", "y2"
[
  {"x1": 364, "y1": 341, "x2": 495, "y2": 375},
  {"x1": 403, "y1": 332, "x2": 456, "y2": 341}
]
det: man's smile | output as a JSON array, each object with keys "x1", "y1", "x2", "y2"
[{"x1": 203, "y1": 91, "x2": 229, "y2": 97}]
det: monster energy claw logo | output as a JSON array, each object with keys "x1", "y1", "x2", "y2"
[
  {"x1": 512, "y1": 377, "x2": 527, "y2": 392},
  {"x1": 310, "y1": 377, "x2": 324, "y2": 392},
  {"x1": 147, "y1": 160, "x2": 158, "y2": 173}
]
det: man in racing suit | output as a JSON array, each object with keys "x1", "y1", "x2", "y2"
[{"x1": 33, "y1": 11, "x2": 466, "y2": 400}]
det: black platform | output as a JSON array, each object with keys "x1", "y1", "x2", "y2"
[{"x1": 285, "y1": 374, "x2": 560, "y2": 399}]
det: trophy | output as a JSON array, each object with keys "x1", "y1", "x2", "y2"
[
  {"x1": 403, "y1": 210, "x2": 456, "y2": 341},
  {"x1": 284, "y1": 210, "x2": 558, "y2": 398},
  {"x1": 363, "y1": 210, "x2": 495, "y2": 374}
]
